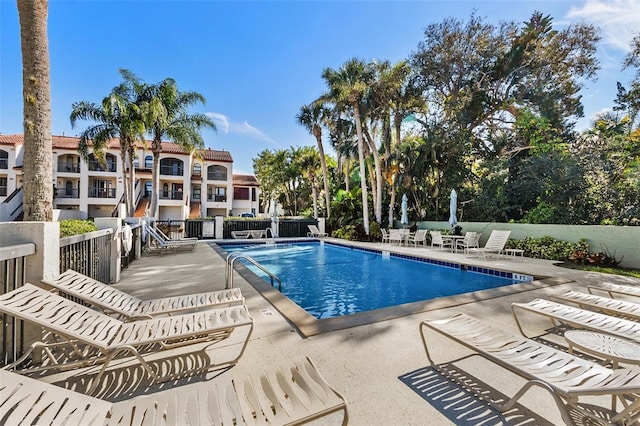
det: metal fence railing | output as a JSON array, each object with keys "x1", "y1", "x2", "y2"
[
  {"x1": 60, "y1": 228, "x2": 113, "y2": 284},
  {"x1": 0, "y1": 242, "x2": 35, "y2": 366}
]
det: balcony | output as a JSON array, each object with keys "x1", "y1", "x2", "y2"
[
  {"x1": 88, "y1": 161, "x2": 116, "y2": 173},
  {"x1": 57, "y1": 164, "x2": 81, "y2": 173},
  {"x1": 207, "y1": 195, "x2": 227, "y2": 202},
  {"x1": 160, "y1": 165, "x2": 184, "y2": 176},
  {"x1": 55, "y1": 188, "x2": 80, "y2": 199},
  {"x1": 88, "y1": 188, "x2": 116, "y2": 198},
  {"x1": 159, "y1": 190, "x2": 184, "y2": 200},
  {"x1": 207, "y1": 172, "x2": 227, "y2": 181}
]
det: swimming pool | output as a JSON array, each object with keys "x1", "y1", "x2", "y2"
[{"x1": 222, "y1": 241, "x2": 532, "y2": 320}]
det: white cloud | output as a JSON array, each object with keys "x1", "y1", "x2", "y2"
[
  {"x1": 566, "y1": 0, "x2": 640, "y2": 52},
  {"x1": 206, "y1": 112, "x2": 280, "y2": 147}
]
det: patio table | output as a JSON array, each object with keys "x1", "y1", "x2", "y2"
[{"x1": 441, "y1": 235, "x2": 465, "y2": 253}]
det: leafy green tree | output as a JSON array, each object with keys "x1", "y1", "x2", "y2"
[
  {"x1": 18, "y1": 0, "x2": 53, "y2": 221},
  {"x1": 321, "y1": 58, "x2": 374, "y2": 234},
  {"x1": 137, "y1": 74, "x2": 215, "y2": 218},
  {"x1": 71, "y1": 72, "x2": 145, "y2": 216},
  {"x1": 296, "y1": 103, "x2": 331, "y2": 218}
]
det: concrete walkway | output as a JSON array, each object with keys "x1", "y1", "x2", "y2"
[{"x1": 112, "y1": 239, "x2": 640, "y2": 425}]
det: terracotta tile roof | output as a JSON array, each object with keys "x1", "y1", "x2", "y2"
[
  {"x1": 0, "y1": 134, "x2": 233, "y2": 162},
  {"x1": 232, "y1": 174, "x2": 260, "y2": 186}
]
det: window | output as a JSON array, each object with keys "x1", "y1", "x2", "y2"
[
  {"x1": 234, "y1": 187, "x2": 250, "y2": 200},
  {"x1": 192, "y1": 185, "x2": 201, "y2": 200},
  {"x1": 193, "y1": 163, "x2": 201, "y2": 176},
  {"x1": 251, "y1": 188, "x2": 256, "y2": 201},
  {"x1": 0, "y1": 177, "x2": 6, "y2": 196},
  {"x1": 145, "y1": 155, "x2": 153, "y2": 169},
  {"x1": 163, "y1": 183, "x2": 169, "y2": 198},
  {"x1": 207, "y1": 165, "x2": 227, "y2": 181},
  {"x1": 160, "y1": 158, "x2": 184, "y2": 176},
  {"x1": 133, "y1": 158, "x2": 139, "y2": 168},
  {"x1": 65, "y1": 181, "x2": 73, "y2": 196},
  {"x1": 208, "y1": 186, "x2": 226, "y2": 202},
  {"x1": 0, "y1": 150, "x2": 7, "y2": 170},
  {"x1": 145, "y1": 181, "x2": 152, "y2": 197}
]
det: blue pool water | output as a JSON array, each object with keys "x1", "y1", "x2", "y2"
[{"x1": 223, "y1": 242, "x2": 528, "y2": 319}]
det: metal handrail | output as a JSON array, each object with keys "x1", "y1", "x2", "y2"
[{"x1": 225, "y1": 252, "x2": 282, "y2": 291}]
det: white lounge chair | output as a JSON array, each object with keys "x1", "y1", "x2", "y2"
[
  {"x1": 550, "y1": 290, "x2": 640, "y2": 321},
  {"x1": 307, "y1": 224, "x2": 328, "y2": 237},
  {"x1": 1, "y1": 356, "x2": 349, "y2": 426},
  {"x1": 429, "y1": 231, "x2": 452, "y2": 251},
  {"x1": 588, "y1": 282, "x2": 640, "y2": 300},
  {"x1": 420, "y1": 313, "x2": 640, "y2": 425},
  {"x1": 43, "y1": 269, "x2": 244, "y2": 320},
  {"x1": 144, "y1": 224, "x2": 197, "y2": 254},
  {"x1": 406, "y1": 229, "x2": 428, "y2": 247},
  {"x1": 0, "y1": 283, "x2": 253, "y2": 394},
  {"x1": 512, "y1": 298, "x2": 640, "y2": 342},
  {"x1": 381, "y1": 228, "x2": 390, "y2": 243},
  {"x1": 468, "y1": 230, "x2": 511, "y2": 258}
]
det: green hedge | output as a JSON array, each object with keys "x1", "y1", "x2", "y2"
[
  {"x1": 59, "y1": 219, "x2": 98, "y2": 237},
  {"x1": 504, "y1": 236, "x2": 590, "y2": 261}
]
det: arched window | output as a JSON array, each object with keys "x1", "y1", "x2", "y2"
[
  {"x1": 193, "y1": 163, "x2": 201, "y2": 176},
  {"x1": 145, "y1": 181, "x2": 152, "y2": 197},
  {"x1": 207, "y1": 165, "x2": 227, "y2": 181},
  {"x1": 145, "y1": 155, "x2": 153, "y2": 169},
  {"x1": 160, "y1": 158, "x2": 184, "y2": 176},
  {"x1": 133, "y1": 158, "x2": 139, "y2": 168}
]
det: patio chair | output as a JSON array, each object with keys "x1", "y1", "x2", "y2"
[
  {"x1": 0, "y1": 283, "x2": 253, "y2": 394},
  {"x1": 42, "y1": 269, "x2": 244, "y2": 320},
  {"x1": 468, "y1": 229, "x2": 511, "y2": 259},
  {"x1": 420, "y1": 313, "x2": 640, "y2": 426},
  {"x1": 455, "y1": 231, "x2": 481, "y2": 254},
  {"x1": 550, "y1": 290, "x2": 640, "y2": 321},
  {"x1": 155, "y1": 226, "x2": 198, "y2": 243},
  {"x1": 588, "y1": 281, "x2": 640, "y2": 300},
  {"x1": 511, "y1": 298, "x2": 640, "y2": 342},
  {"x1": 429, "y1": 231, "x2": 452, "y2": 251},
  {"x1": 406, "y1": 229, "x2": 428, "y2": 247},
  {"x1": 388, "y1": 229, "x2": 405, "y2": 245},
  {"x1": 1, "y1": 356, "x2": 348, "y2": 426},
  {"x1": 307, "y1": 224, "x2": 328, "y2": 237},
  {"x1": 381, "y1": 228, "x2": 390, "y2": 243}
]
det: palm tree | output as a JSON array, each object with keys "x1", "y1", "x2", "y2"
[
  {"x1": 321, "y1": 58, "x2": 374, "y2": 234},
  {"x1": 18, "y1": 0, "x2": 53, "y2": 221},
  {"x1": 136, "y1": 76, "x2": 215, "y2": 219},
  {"x1": 70, "y1": 73, "x2": 145, "y2": 216},
  {"x1": 296, "y1": 103, "x2": 331, "y2": 218}
]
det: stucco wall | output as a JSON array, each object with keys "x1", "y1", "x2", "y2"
[{"x1": 413, "y1": 221, "x2": 640, "y2": 269}]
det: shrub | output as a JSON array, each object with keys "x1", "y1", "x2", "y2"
[
  {"x1": 59, "y1": 219, "x2": 98, "y2": 237},
  {"x1": 505, "y1": 236, "x2": 589, "y2": 261}
]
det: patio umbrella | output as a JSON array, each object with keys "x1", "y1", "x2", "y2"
[
  {"x1": 401, "y1": 194, "x2": 409, "y2": 228},
  {"x1": 449, "y1": 189, "x2": 458, "y2": 229}
]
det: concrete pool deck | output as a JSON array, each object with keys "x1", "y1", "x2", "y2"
[{"x1": 60, "y1": 238, "x2": 640, "y2": 424}]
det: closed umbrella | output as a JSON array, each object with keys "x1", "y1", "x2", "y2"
[
  {"x1": 449, "y1": 189, "x2": 458, "y2": 230},
  {"x1": 401, "y1": 194, "x2": 409, "y2": 228}
]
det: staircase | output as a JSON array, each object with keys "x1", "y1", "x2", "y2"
[
  {"x1": 189, "y1": 201, "x2": 201, "y2": 218},
  {"x1": 134, "y1": 197, "x2": 150, "y2": 217},
  {"x1": 1, "y1": 187, "x2": 23, "y2": 221}
]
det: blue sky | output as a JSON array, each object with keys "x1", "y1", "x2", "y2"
[{"x1": 1, "y1": 0, "x2": 638, "y2": 174}]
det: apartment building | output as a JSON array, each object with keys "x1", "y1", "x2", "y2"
[{"x1": 0, "y1": 134, "x2": 260, "y2": 220}]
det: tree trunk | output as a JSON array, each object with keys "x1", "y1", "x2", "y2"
[
  {"x1": 353, "y1": 103, "x2": 369, "y2": 235},
  {"x1": 127, "y1": 143, "x2": 136, "y2": 217},
  {"x1": 18, "y1": 0, "x2": 52, "y2": 221},
  {"x1": 150, "y1": 138, "x2": 162, "y2": 219},
  {"x1": 364, "y1": 127, "x2": 383, "y2": 224},
  {"x1": 344, "y1": 157, "x2": 350, "y2": 192},
  {"x1": 388, "y1": 180, "x2": 396, "y2": 227},
  {"x1": 313, "y1": 127, "x2": 331, "y2": 218},
  {"x1": 311, "y1": 179, "x2": 318, "y2": 219},
  {"x1": 119, "y1": 144, "x2": 130, "y2": 216}
]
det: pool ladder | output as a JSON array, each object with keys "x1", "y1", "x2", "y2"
[{"x1": 225, "y1": 252, "x2": 282, "y2": 291}]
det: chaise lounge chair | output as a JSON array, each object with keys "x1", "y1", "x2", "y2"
[
  {"x1": 42, "y1": 269, "x2": 244, "y2": 320},
  {"x1": 307, "y1": 224, "x2": 328, "y2": 237},
  {"x1": 0, "y1": 284, "x2": 253, "y2": 394},
  {"x1": 512, "y1": 298, "x2": 640, "y2": 342},
  {"x1": 0, "y1": 356, "x2": 349, "y2": 425},
  {"x1": 550, "y1": 290, "x2": 640, "y2": 321},
  {"x1": 144, "y1": 224, "x2": 197, "y2": 254},
  {"x1": 468, "y1": 229, "x2": 511, "y2": 259},
  {"x1": 588, "y1": 281, "x2": 640, "y2": 300},
  {"x1": 420, "y1": 313, "x2": 640, "y2": 425}
]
